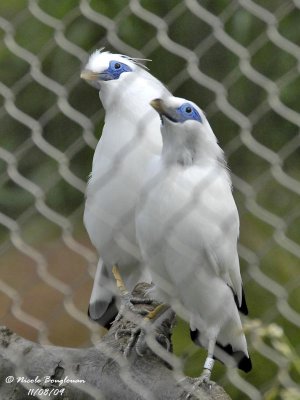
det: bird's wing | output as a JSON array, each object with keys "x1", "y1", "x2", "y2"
[
  {"x1": 212, "y1": 243, "x2": 245, "y2": 311},
  {"x1": 203, "y1": 184, "x2": 244, "y2": 308},
  {"x1": 175, "y1": 166, "x2": 244, "y2": 307}
]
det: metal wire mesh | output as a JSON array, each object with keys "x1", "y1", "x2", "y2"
[{"x1": 0, "y1": 0, "x2": 299, "y2": 399}]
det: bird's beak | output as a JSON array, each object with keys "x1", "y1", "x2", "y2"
[
  {"x1": 150, "y1": 98, "x2": 165, "y2": 114},
  {"x1": 150, "y1": 99, "x2": 177, "y2": 123},
  {"x1": 80, "y1": 70, "x2": 99, "y2": 81}
]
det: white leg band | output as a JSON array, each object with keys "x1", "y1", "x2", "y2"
[{"x1": 204, "y1": 357, "x2": 215, "y2": 371}]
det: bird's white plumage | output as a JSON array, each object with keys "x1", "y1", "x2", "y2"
[
  {"x1": 136, "y1": 96, "x2": 250, "y2": 368},
  {"x1": 81, "y1": 50, "x2": 170, "y2": 324}
]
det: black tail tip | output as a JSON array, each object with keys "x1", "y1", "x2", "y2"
[
  {"x1": 87, "y1": 296, "x2": 118, "y2": 329},
  {"x1": 220, "y1": 347, "x2": 252, "y2": 373},
  {"x1": 87, "y1": 306, "x2": 116, "y2": 329},
  {"x1": 238, "y1": 354, "x2": 252, "y2": 373},
  {"x1": 190, "y1": 329, "x2": 252, "y2": 373}
]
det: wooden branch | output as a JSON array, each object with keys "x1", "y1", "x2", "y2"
[{"x1": 0, "y1": 283, "x2": 231, "y2": 400}]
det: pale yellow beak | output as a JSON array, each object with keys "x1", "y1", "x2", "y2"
[
  {"x1": 80, "y1": 70, "x2": 99, "y2": 81},
  {"x1": 150, "y1": 98, "x2": 164, "y2": 113}
]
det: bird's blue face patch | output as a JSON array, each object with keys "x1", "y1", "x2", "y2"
[
  {"x1": 175, "y1": 103, "x2": 202, "y2": 123},
  {"x1": 99, "y1": 60, "x2": 132, "y2": 81}
]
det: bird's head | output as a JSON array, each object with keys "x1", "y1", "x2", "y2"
[
  {"x1": 150, "y1": 97, "x2": 223, "y2": 166},
  {"x1": 80, "y1": 49, "x2": 158, "y2": 111},
  {"x1": 81, "y1": 49, "x2": 146, "y2": 90}
]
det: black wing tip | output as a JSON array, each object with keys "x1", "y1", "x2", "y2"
[
  {"x1": 190, "y1": 329, "x2": 199, "y2": 342},
  {"x1": 240, "y1": 287, "x2": 249, "y2": 315},
  {"x1": 234, "y1": 291, "x2": 248, "y2": 315},
  {"x1": 232, "y1": 286, "x2": 248, "y2": 315}
]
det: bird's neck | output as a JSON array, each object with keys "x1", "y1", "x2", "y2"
[
  {"x1": 92, "y1": 99, "x2": 162, "y2": 174},
  {"x1": 162, "y1": 139, "x2": 224, "y2": 169}
]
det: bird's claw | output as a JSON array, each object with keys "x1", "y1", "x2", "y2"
[
  {"x1": 121, "y1": 326, "x2": 172, "y2": 357},
  {"x1": 197, "y1": 369, "x2": 214, "y2": 389},
  {"x1": 123, "y1": 326, "x2": 142, "y2": 357},
  {"x1": 113, "y1": 305, "x2": 172, "y2": 357},
  {"x1": 111, "y1": 267, "x2": 172, "y2": 357},
  {"x1": 114, "y1": 295, "x2": 156, "y2": 323},
  {"x1": 184, "y1": 375, "x2": 214, "y2": 400}
]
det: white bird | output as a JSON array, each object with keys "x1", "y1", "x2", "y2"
[
  {"x1": 136, "y1": 96, "x2": 252, "y2": 377},
  {"x1": 80, "y1": 50, "x2": 170, "y2": 327}
]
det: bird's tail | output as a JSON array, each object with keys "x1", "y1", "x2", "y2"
[
  {"x1": 214, "y1": 340, "x2": 252, "y2": 372},
  {"x1": 190, "y1": 329, "x2": 252, "y2": 373},
  {"x1": 88, "y1": 258, "x2": 118, "y2": 328}
]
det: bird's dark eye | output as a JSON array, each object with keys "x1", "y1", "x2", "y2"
[
  {"x1": 177, "y1": 102, "x2": 202, "y2": 123},
  {"x1": 106, "y1": 60, "x2": 132, "y2": 80}
]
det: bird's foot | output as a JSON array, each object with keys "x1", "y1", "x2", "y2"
[
  {"x1": 128, "y1": 303, "x2": 172, "y2": 356},
  {"x1": 144, "y1": 303, "x2": 170, "y2": 321},
  {"x1": 111, "y1": 266, "x2": 155, "y2": 322},
  {"x1": 198, "y1": 369, "x2": 213, "y2": 387},
  {"x1": 124, "y1": 323, "x2": 172, "y2": 357},
  {"x1": 129, "y1": 297, "x2": 156, "y2": 316},
  {"x1": 110, "y1": 267, "x2": 174, "y2": 357},
  {"x1": 130, "y1": 297, "x2": 155, "y2": 306},
  {"x1": 184, "y1": 357, "x2": 215, "y2": 399},
  {"x1": 197, "y1": 357, "x2": 214, "y2": 388},
  {"x1": 112, "y1": 265, "x2": 156, "y2": 322},
  {"x1": 114, "y1": 301, "x2": 173, "y2": 357},
  {"x1": 116, "y1": 325, "x2": 142, "y2": 357},
  {"x1": 184, "y1": 372, "x2": 214, "y2": 400},
  {"x1": 113, "y1": 293, "x2": 158, "y2": 324}
]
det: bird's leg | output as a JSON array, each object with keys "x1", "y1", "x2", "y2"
[
  {"x1": 111, "y1": 265, "x2": 132, "y2": 323},
  {"x1": 112, "y1": 265, "x2": 128, "y2": 296},
  {"x1": 200, "y1": 339, "x2": 215, "y2": 382},
  {"x1": 185, "y1": 339, "x2": 215, "y2": 399},
  {"x1": 111, "y1": 265, "x2": 156, "y2": 318}
]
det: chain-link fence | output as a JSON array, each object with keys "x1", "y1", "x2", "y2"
[{"x1": 0, "y1": 0, "x2": 299, "y2": 399}]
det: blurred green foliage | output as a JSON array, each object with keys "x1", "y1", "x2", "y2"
[{"x1": 0, "y1": 1, "x2": 299, "y2": 399}]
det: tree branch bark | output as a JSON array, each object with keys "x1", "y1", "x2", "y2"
[{"x1": 0, "y1": 283, "x2": 231, "y2": 400}]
